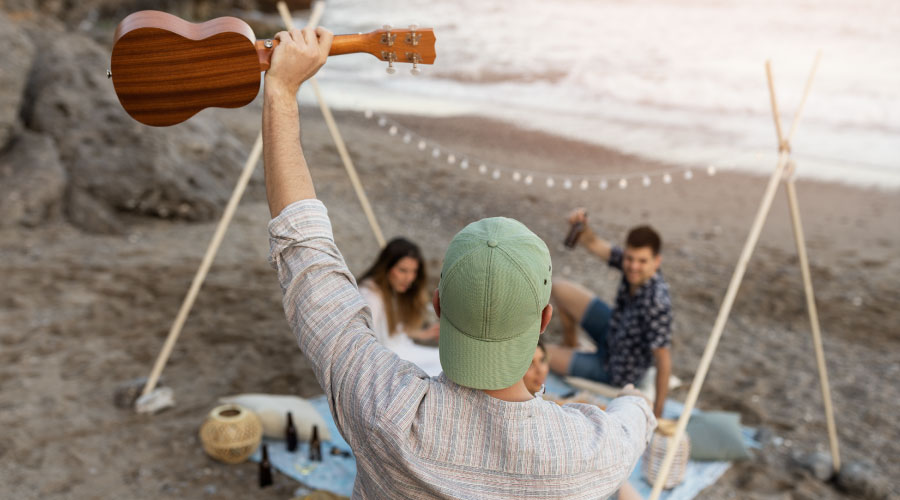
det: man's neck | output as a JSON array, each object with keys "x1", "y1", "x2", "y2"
[{"x1": 482, "y1": 380, "x2": 534, "y2": 402}]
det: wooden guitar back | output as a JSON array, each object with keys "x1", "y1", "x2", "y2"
[{"x1": 111, "y1": 11, "x2": 262, "y2": 127}]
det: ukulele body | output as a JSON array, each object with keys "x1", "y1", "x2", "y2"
[{"x1": 112, "y1": 11, "x2": 263, "y2": 127}]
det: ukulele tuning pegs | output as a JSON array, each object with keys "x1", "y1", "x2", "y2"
[
  {"x1": 107, "y1": 69, "x2": 112, "y2": 79},
  {"x1": 382, "y1": 24, "x2": 392, "y2": 30},
  {"x1": 410, "y1": 65, "x2": 421, "y2": 76},
  {"x1": 408, "y1": 24, "x2": 418, "y2": 30},
  {"x1": 386, "y1": 63, "x2": 396, "y2": 75}
]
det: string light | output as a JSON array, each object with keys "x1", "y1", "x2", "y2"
[{"x1": 366, "y1": 111, "x2": 727, "y2": 193}]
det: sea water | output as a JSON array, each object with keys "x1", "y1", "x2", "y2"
[{"x1": 297, "y1": 0, "x2": 900, "y2": 188}]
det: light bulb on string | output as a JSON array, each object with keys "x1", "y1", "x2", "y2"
[
  {"x1": 447, "y1": 154, "x2": 456, "y2": 164},
  {"x1": 378, "y1": 117, "x2": 387, "y2": 127},
  {"x1": 417, "y1": 140, "x2": 427, "y2": 151},
  {"x1": 492, "y1": 169, "x2": 501, "y2": 180},
  {"x1": 403, "y1": 133, "x2": 412, "y2": 144},
  {"x1": 618, "y1": 178, "x2": 628, "y2": 189},
  {"x1": 563, "y1": 179, "x2": 572, "y2": 190},
  {"x1": 707, "y1": 165, "x2": 717, "y2": 176},
  {"x1": 388, "y1": 125, "x2": 398, "y2": 136},
  {"x1": 546, "y1": 177, "x2": 555, "y2": 188},
  {"x1": 460, "y1": 159, "x2": 469, "y2": 170},
  {"x1": 432, "y1": 147, "x2": 441, "y2": 158},
  {"x1": 478, "y1": 164, "x2": 488, "y2": 175},
  {"x1": 642, "y1": 175, "x2": 651, "y2": 187},
  {"x1": 512, "y1": 172, "x2": 522, "y2": 182},
  {"x1": 684, "y1": 170, "x2": 693, "y2": 180},
  {"x1": 580, "y1": 179, "x2": 589, "y2": 190},
  {"x1": 663, "y1": 173, "x2": 672, "y2": 184},
  {"x1": 364, "y1": 110, "x2": 373, "y2": 119},
  {"x1": 599, "y1": 179, "x2": 608, "y2": 190},
  {"x1": 524, "y1": 175, "x2": 534, "y2": 185}
]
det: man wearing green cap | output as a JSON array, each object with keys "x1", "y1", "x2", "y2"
[{"x1": 262, "y1": 27, "x2": 656, "y2": 498}]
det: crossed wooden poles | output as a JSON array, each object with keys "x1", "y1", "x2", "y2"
[
  {"x1": 649, "y1": 52, "x2": 841, "y2": 499},
  {"x1": 137, "y1": 1, "x2": 386, "y2": 405}
]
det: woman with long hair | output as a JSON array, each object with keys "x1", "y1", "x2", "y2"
[{"x1": 358, "y1": 237, "x2": 442, "y2": 376}]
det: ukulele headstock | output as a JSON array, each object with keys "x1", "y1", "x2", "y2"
[{"x1": 369, "y1": 25, "x2": 436, "y2": 75}]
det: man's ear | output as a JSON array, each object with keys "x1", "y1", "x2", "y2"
[
  {"x1": 433, "y1": 288, "x2": 441, "y2": 318},
  {"x1": 539, "y1": 303, "x2": 553, "y2": 333}
]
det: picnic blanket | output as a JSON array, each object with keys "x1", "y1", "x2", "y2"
[{"x1": 252, "y1": 376, "x2": 757, "y2": 498}]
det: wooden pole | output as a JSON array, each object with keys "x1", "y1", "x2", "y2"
[
  {"x1": 140, "y1": 134, "x2": 263, "y2": 398},
  {"x1": 647, "y1": 151, "x2": 789, "y2": 500},
  {"x1": 778, "y1": 51, "x2": 840, "y2": 472},
  {"x1": 277, "y1": 1, "x2": 387, "y2": 248},
  {"x1": 649, "y1": 57, "x2": 822, "y2": 498},
  {"x1": 139, "y1": 4, "x2": 326, "y2": 402},
  {"x1": 784, "y1": 169, "x2": 841, "y2": 471}
]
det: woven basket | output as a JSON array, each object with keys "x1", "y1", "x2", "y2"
[
  {"x1": 199, "y1": 404, "x2": 263, "y2": 464},
  {"x1": 642, "y1": 419, "x2": 690, "y2": 489}
]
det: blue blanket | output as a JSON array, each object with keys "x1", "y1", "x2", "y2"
[{"x1": 252, "y1": 379, "x2": 756, "y2": 498}]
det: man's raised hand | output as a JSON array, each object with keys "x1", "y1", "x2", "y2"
[{"x1": 265, "y1": 27, "x2": 334, "y2": 95}]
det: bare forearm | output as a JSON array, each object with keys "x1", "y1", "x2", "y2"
[
  {"x1": 581, "y1": 229, "x2": 612, "y2": 262},
  {"x1": 263, "y1": 84, "x2": 316, "y2": 217},
  {"x1": 653, "y1": 350, "x2": 671, "y2": 418}
]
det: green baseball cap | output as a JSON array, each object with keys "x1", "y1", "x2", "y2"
[{"x1": 438, "y1": 217, "x2": 552, "y2": 390}]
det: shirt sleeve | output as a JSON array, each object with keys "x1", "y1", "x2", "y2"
[
  {"x1": 647, "y1": 282, "x2": 673, "y2": 349},
  {"x1": 608, "y1": 245, "x2": 624, "y2": 271},
  {"x1": 358, "y1": 282, "x2": 391, "y2": 345},
  {"x1": 596, "y1": 395, "x2": 658, "y2": 483},
  {"x1": 268, "y1": 200, "x2": 429, "y2": 447}
]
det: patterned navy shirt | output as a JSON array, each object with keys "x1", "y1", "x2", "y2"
[{"x1": 605, "y1": 246, "x2": 673, "y2": 386}]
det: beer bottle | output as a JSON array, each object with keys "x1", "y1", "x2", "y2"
[
  {"x1": 309, "y1": 424, "x2": 322, "y2": 462},
  {"x1": 564, "y1": 219, "x2": 585, "y2": 249},
  {"x1": 259, "y1": 443, "x2": 273, "y2": 488},
  {"x1": 285, "y1": 412, "x2": 298, "y2": 452}
]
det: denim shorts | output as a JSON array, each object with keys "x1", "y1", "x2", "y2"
[{"x1": 567, "y1": 297, "x2": 613, "y2": 384}]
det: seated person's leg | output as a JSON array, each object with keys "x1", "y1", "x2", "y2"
[
  {"x1": 547, "y1": 297, "x2": 613, "y2": 383},
  {"x1": 550, "y1": 279, "x2": 597, "y2": 347}
]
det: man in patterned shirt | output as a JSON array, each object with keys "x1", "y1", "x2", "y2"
[
  {"x1": 547, "y1": 209, "x2": 672, "y2": 418},
  {"x1": 261, "y1": 27, "x2": 656, "y2": 498}
]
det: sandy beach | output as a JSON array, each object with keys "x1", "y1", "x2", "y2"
[{"x1": 1, "y1": 94, "x2": 898, "y2": 498}]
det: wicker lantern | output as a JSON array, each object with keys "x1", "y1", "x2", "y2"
[
  {"x1": 642, "y1": 419, "x2": 690, "y2": 489},
  {"x1": 199, "y1": 404, "x2": 263, "y2": 464}
]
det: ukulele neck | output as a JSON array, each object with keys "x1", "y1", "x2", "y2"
[{"x1": 257, "y1": 35, "x2": 377, "y2": 71}]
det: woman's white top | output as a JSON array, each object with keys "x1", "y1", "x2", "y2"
[{"x1": 358, "y1": 281, "x2": 443, "y2": 377}]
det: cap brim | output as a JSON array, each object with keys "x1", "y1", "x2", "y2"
[{"x1": 438, "y1": 313, "x2": 541, "y2": 390}]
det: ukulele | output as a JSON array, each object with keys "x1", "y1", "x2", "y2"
[{"x1": 110, "y1": 11, "x2": 436, "y2": 127}]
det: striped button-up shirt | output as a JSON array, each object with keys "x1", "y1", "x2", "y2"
[{"x1": 269, "y1": 200, "x2": 656, "y2": 499}]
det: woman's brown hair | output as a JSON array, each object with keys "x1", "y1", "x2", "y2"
[{"x1": 359, "y1": 238, "x2": 428, "y2": 336}]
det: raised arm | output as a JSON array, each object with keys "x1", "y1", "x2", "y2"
[{"x1": 262, "y1": 27, "x2": 334, "y2": 216}]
